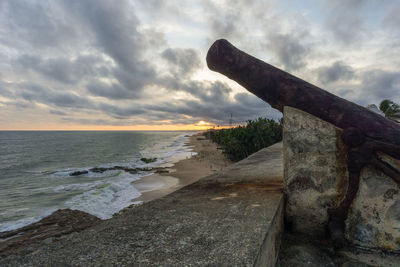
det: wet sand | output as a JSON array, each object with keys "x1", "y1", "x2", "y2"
[{"x1": 132, "y1": 133, "x2": 231, "y2": 203}]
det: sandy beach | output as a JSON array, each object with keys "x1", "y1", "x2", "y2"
[
  {"x1": 0, "y1": 132, "x2": 231, "y2": 256},
  {"x1": 132, "y1": 132, "x2": 231, "y2": 203}
]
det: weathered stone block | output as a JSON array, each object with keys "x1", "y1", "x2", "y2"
[
  {"x1": 283, "y1": 106, "x2": 400, "y2": 250},
  {"x1": 283, "y1": 106, "x2": 345, "y2": 236}
]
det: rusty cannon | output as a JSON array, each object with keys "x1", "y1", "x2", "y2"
[{"x1": 206, "y1": 39, "x2": 400, "y2": 248}]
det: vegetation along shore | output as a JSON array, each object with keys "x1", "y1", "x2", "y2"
[{"x1": 204, "y1": 117, "x2": 282, "y2": 162}]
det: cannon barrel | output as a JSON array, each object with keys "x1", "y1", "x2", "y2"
[{"x1": 206, "y1": 39, "x2": 400, "y2": 145}]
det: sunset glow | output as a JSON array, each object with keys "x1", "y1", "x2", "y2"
[
  {"x1": 0, "y1": 0, "x2": 398, "y2": 130},
  {"x1": 0, "y1": 122, "x2": 215, "y2": 131}
]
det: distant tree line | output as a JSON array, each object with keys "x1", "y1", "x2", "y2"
[
  {"x1": 203, "y1": 99, "x2": 398, "y2": 162},
  {"x1": 204, "y1": 118, "x2": 282, "y2": 162}
]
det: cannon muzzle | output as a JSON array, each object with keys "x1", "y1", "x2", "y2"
[{"x1": 206, "y1": 39, "x2": 400, "y2": 145}]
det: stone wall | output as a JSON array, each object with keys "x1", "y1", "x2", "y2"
[{"x1": 283, "y1": 106, "x2": 400, "y2": 251}]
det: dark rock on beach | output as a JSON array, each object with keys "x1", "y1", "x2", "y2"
[
  {"x1": 69, "y1": 170, "x2": 88, "y2": 176},
  {"x1": 155, "y1": 169, "x2": 169, "y2": 174},
  {"x1": 69, "y1": 165, "x2": 169, "y2": 176},
  {"x1": 140, "y1": 157, "x2": 157, "y2": 164},
  {"x1": 0, "y1": 209, "x2": 101, "y2": 257}
]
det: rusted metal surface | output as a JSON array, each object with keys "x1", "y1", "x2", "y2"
[
  {"x1": 206, "y1": 39, "x2": 400, "y2": 248},
  {"x1": 206, "y1": 39, "x2": 400, "y2": 145},
  {"x1": 328, "y1": 128, "x2": 400, "y2": 247}
]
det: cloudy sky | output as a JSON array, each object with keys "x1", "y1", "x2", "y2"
[{"x1": 0, "y1": 0, "x2": 399, "y2": 130}]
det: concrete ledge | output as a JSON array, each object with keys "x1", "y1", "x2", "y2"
[{"x1": 1, "y1": 143, "x2": 284, "y2": 266}]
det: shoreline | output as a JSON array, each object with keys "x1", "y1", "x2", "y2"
[
  {"x1": 132, "y1": 132, "x2": 231, "y2": 203},
  {"x1": 1, "y1": 142, "x2": 284, "y2": 265},
  {"x1": 0, "y1": 132, "x2": 231, "y2": 256}
]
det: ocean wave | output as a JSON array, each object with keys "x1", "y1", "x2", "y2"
[
  {"x1": 0, "y1": 208, "x2": 57, "y2": 233},
  {"x1": 0, "y1": 132, "x2": 196, "y2": 232},
  {"x1": 65, "y1": 172, "x2": 143, "y2": 219}
]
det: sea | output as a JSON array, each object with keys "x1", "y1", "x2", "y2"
[{"x1": 0, "y1": 131, "x2": 196, "y2": 232}]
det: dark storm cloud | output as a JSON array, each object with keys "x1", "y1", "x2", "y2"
[
  {"x1": 15, "y1": 82, "x2": 145, "y2": 119},
  {"x1": 156, "y1": 48, "x2": 203, "y2": 93},
  {"x1": 202, "y1": 0, "x2": 269, "y2": 42},
  {"x1": 98, "y1": 103, "x2": 144, "y2": 118},
  {"x1": 383, "y1": 3, "x2": 400, "y2": 31},
  {"x1": 359, "y1": 70, "x2": 400, "y2": 103},
  {"x1": 152, "y1": 77, "x2": 274, "y2": 125},
  {"x1": 17, "y1": 54, "x2": 109, "y2": 84},
  {"x1": 317, "y1": 61, "x2": 354, "y2": 84},
  {"x1": 0, "y1": 0, "x2": 181, "y2": 125},
  {"x1": 112, "y1": 65, "x2": 156, "y2": 94},
  {"x1": 0, "y1": 0, "x2": 289, "y2": 127},
  {"x1": 61, "y1": 117, "x2": 125, "y2": 126},
  {"x1": 2, "y1": 0, "x2": 163, "y2": 96},
  {"x1": 146, "y1": 80, "x2": 280, "y2": 125},
  {"x1": 161, "y1": 48, "x2": 202, "y2": 77},
  {"x1": 60, "y1": 115, "x2": 196, "y2": 126},
  {"x1": 382, "y1": 2, "x2": 400, "y2": 45},
  {"x1": 234, "y1": 93, "x2": 268, "y2": 109},
  {"x1": 7, "y1": 76, "x2": 277, "y2": 126},
  {"x1": 0, "y1": 81, "x2": 14, "y2": 98},
  {"x1": 86, "y1": 81, "x2": 139, "y2": 100},
  {"x1": 144, "y1": 81, "x2": 236, "y2": 123},
  {"x1": 323, "y1": 0, "x2": 365, "y2": 44},
  {"x1": 180, "y1": 81, "x2": 231, "y2": 103},
  {"x1": 266, "y1": 33, "x2": 311, "y2": 71},
  {"x1": 62, "y1": 0, "x2": 162, "y2": 95},
  {"x1": 0, "y1": 100, "x2": 35, "y2": 109},
  {"x1": 209, "y1": 13, "x2": 240, "y2": 40},
  {"x1": 18, "y1": 83, "x2": 92, "y2": 109},
  {"x1": 134, "y1": 0, "x2": 185, "y2": 20},
  {"x1": 147, "y1": 97, "x2": 278, "y2": 125},
  {"x1": 0, "y1": 0, "x2": 78, "y2": 49},
  {"x1": 64, "y1": 0, "x2": 157, "y2": 68},
  {"x1": 203, "y1": 0, "x2": 313, "y2": 72},
  {"x1": 49, "y1": 110, "x2": 67, "y2": 116}
]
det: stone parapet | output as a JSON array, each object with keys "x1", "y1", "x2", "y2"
[
  {"x1": 283, "y1": 106, "x2": 400, "y2": 250},
  {"x1": 1, "y1": 143, "x2": 284, "y2": 266}
]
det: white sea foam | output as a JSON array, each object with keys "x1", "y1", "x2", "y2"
[
  {"x1": 52, "y1": 180, "x2": 106, "y2": 192},
  {"x1": 29, "y1": 179, "x2": 106, "y2": 194},
  {"x1": 133, "y1": 179, "x2": 166, "y2": 193},
  {"x1": 0, "y1": 208, "x2": 57, "y2": 233},
  {"x1": 139, "y1": 133, "x2": 196, "y2": 168},
  {"x1": 0, "y1": 132, "x2": 197, "y2": 232},
  {"x1": 65, "y1": 172, "x2": 143, "y2": 219},
  {"x1": 63, "y1": 133, "x2": 195, "y2": 219}
]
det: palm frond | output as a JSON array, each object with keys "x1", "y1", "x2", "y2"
[{"x1": 379, "y1": 99, "x2": 400, "y2": 122}]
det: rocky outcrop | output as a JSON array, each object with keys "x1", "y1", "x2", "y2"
[
  {"x1": 70, "y1": 170, "x2": 89, "y2": 176},
  {"x1": 140, "y1": 157, "x2": 157, "y2": 163},
  {"x1": 283, "y1": 106, "x2": 400, "y2": 250},
  {"x1": 69, "y1": 165, "x2": 169, "y2": 176},
  {"x1": 0, "y1": 209, "x2": 101, "y2": 256}
]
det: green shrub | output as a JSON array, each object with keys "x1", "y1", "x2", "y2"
[{"x1": 204, "y1": 118, "x2": 282, "y2": 162}]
